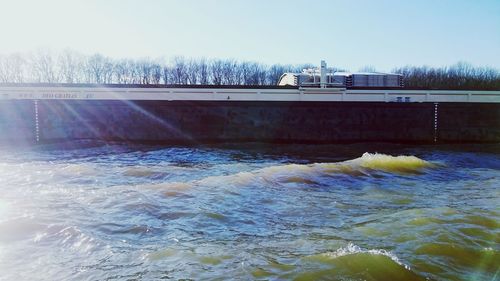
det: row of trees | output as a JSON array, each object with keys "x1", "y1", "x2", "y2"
[
  {"x1": 1, "y1": 50, "x2": 499, "y2": 89},
  {"x1": 0, "y1": 50, "x2": 314, "y2": 86},
  {"x1": 393, "y1": 63, "x2": 500, "y2": 89}
]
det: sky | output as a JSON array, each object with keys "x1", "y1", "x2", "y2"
[{"x1": 0, "y1": 0, "x2": 499, "y2": 71}]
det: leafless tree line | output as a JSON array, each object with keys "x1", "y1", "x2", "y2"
[
  {"x1": 1, "y1": 50, "x2": 499, "y2": 89},
  {"x1": 0, "y1": 49, "x2": 312, "y2": 86},
  {"x1": 393, "y1": 62, "x2": 500, "y2": 89}
]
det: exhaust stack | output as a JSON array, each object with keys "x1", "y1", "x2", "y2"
[{"x1": 320, "y1": 60, "x2": 327, "y2": 88}]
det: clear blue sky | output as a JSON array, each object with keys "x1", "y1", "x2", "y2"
[{"x1": 0, "y1": 0, "x2": 499, "y2": 71}]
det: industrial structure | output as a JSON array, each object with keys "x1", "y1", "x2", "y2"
[{"x1": 278, "y1": 61, "x2": 404, "y2": 88}]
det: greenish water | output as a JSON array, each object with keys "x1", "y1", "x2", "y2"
[{"x1": 0, "y1": 143, "x2": 498, "y2": 280}]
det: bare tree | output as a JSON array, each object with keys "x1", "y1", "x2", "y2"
[
  {"x1": 31, "y1": 49, "x2": 61, "y2": 83},
  {"x1": 209, "y1": 59, "x2": 224, "y2": 85},
  {"x1": 186, "y1": 58, "x2": 200, "y2": 85},
  {"x1": 0, "y1": 53, "x2": 26, "y2": 83},
  {"x1": 85, "y1": 54, "x2": 106, "y2": 83},
  {"x1": 114, "y1": 59, "x2": 131, "y2": 84},
  {"x1": 220, "y1": 59, "x2": 237, "y2": 85},
  {"x1": 102, "y1": 59, "x2": 114, "y2": 84},
  {"x1": 58, "y1": 49, "x2": 84, "y2": 83},
  {"x1": 240, "y1": 62, "x2": 263, "y2": 85},
  {"x1": 137, "y1": 59, "x2": 153, "y2": 84},
  {"x1": 172, "y1": 56, "x2": 188, "y2": 84},
  {"x1": 199, "y1": 58, "x2": 209, "y2": 85},
  {"x1": 256, "y1": 64, "x2": 268, "y2": 85},
  {"x1": 151, "y1": 63, "x2": 162, "y2": 84},
  {"x1": 161, "y1": 65, "x2": 172, "y2": 85},
  {"x1": 232, "y1": 62, "x2": 243, "y2": 85}
]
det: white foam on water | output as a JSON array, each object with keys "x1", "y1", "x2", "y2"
[{"x1": 326, "y1": 242, "x2": 411, "y2": 270}]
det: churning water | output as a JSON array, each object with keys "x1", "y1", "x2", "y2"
[{"x1": 0, "y1": 143, "x2": 498, "y2": 281}]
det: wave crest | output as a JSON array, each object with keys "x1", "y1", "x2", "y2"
[
  {"x1": 298, "y1": 243, "x2": 425, "y2": 281},
  {"x1": 143, "y1": 153, "x2": 436, "y2": 191},
  {"x1": 349, "y1": 152, "x2": 434, "y2": 173},
  {"x1": 324, "y1": 242, "x2": 409, "y2": 270}
]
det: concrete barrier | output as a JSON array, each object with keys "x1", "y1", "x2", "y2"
[{"x1": 0, "y1": 85, "x2": 499, "y2": 145}]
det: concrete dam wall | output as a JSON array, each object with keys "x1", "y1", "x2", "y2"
[
  {"x1": 1, "y1": 85, "x2": 499, "y2": 145},
  {"x1": 0, "y1": 98, "x2": 499, "y2": 145}
]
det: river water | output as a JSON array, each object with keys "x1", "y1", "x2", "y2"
[{"x1": 0, "y1": 142, "x2": 498, "y2": 281}]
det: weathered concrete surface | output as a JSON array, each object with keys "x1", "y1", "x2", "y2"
[
  {"x1": 37, "y1": 100, "x2": 435, "y2": 143},
  {"x1": 438, "y1": 103, "x2": 500, "y2": 142},
  {"x1": 0, "y1": 100, "x2": 36, "y2": 145},
  {"x1": 1, "y1": 100, "x2": 499, "y2": 145}
]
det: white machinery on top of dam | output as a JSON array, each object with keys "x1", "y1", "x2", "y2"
[{"x1": 278, "y1": 61, "x2": 404, "y2": 88}]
